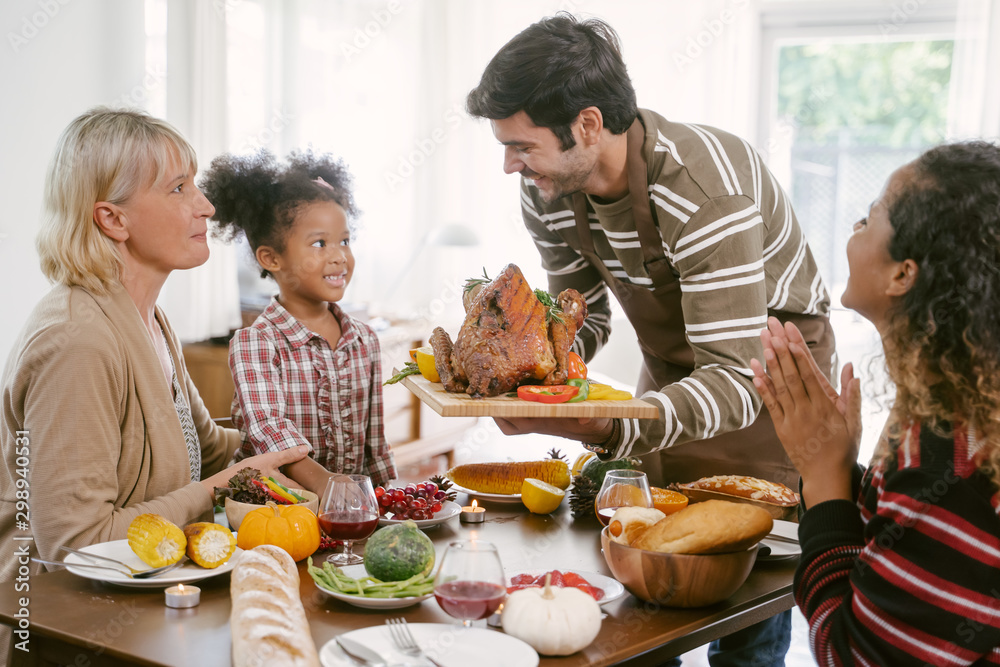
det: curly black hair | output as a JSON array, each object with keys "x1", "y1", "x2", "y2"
[
  {"x1": 880, "y1": 140, "x2": 1000, "y2": 483},
  {"x1": 466, "y1": 12, "x2": 638, "y2": 151},
  {"x1": 199, "y1": 149, "x2": 357, "y2": 277}
]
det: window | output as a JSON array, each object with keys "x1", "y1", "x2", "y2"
[{"x1": 759, "y1": 2, "x2": 958, "y2": 461}]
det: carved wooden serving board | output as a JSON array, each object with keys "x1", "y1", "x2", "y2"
[{"x1": 396, "y1": 371, "x2": 659, "y2": 419}]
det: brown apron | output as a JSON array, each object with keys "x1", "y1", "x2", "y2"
[{"x1": 570, "y1": 119, "x2": 835, "y2": 489}]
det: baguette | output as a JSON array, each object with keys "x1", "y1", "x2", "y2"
[{"x1": 230, "y1": 545, "x2": 319, "y2": 667}]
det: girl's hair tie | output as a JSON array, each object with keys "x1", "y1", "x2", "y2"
[{"x1": 313, "y1": 176, "x2": 335, "y2": 191}]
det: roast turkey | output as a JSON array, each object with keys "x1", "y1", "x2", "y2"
[{"x1": 430, "y1": 264, "x2": 588, "y2": 397}]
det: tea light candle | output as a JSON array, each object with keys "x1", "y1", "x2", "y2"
[
  {"x1": 487, "y1": 601, "x2": 505, "y2": 628},
  {"x1": 165, "y1": 583, "x2": 200, "y2": 608},
  {"x1": 459, "y1": 499, "x2": 486, "y2": 524}
]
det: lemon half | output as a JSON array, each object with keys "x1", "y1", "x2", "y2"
[
  {"x1": 412, "y1": 346, "x2": 440, "y2": 383},
  {"x1": 521, "y1": 478, "x2": 565, "y2": 514}
]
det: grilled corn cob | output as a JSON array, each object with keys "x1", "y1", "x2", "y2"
[
  {"x1": 446, "y1": 460, "x2": 571, "y2": 494},
  {"x1": 127, "y1": 514, "x2": 186, "y2": 568},
  {"x1": 184, "y1": 522, "x2": 237, "y2": 569}
]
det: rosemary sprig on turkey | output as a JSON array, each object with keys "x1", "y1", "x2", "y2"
[{"x1": 533, "y1": 288, "x2": 565, "y2": 324}]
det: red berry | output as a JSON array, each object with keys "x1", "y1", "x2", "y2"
[
  {"x1": 391, "y1": 489, "x2": 405, "y2": 502},
  {"x1": 434, "y1": 491, "x2": 446, "y2": 501},
  {"x1": 425, "y1": 482, "x2": 438, "y2": 494},
  {"x1": 431, "y1": 502, "x2": 443, "y2": 513},
  {"x1": 375, "y1": 486, "x2": 385, "y2": 498}
]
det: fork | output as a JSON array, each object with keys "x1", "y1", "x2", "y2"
[
  {"x1": 385, "y1": 618, "x2": 445, "y2": 667},
  {"x1": 33, "y1": 557, "x2": 183, "y2": 579},
  {"x1": 59, "y1": 546, "x2": 151, "y2": 575}
]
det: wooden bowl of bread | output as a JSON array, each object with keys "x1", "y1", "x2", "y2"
[
  {"x1": 600, "y1": 500, "x2": 772, "y2": 607},
  {"x1": 225, "y1": 490, "x2": 319, "y2": 531}
]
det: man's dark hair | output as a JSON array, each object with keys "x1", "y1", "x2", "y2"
[{"x1": 466, "y1": 12, "x2": 638, "y2": 150}]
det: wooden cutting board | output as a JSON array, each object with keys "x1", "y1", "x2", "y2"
[{"x1": 397, "y1": 372, "x2": 659, "y2": 419}]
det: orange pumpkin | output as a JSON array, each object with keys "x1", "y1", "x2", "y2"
[{"x1": 236, "y1": 501, "x2": 320, "y2": 562}]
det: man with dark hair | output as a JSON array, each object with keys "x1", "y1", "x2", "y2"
[{"x1": 468, "y1": 13, "x2": 836, "y2": 666}]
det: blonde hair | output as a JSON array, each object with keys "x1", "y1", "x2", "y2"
[{"x1": 36, "y1": 107, "x2": 198, "y2": 293}]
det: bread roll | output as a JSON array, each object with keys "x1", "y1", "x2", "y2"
[
  {"x1": 230, "y1": 545, "x2": 319, "y2": 667},
  {"x1": 608, "y1": 507, "x2": 665, "y2": 545},
  {"x1": 632, "y1": 500, "x2": 773, "y2": 555}
]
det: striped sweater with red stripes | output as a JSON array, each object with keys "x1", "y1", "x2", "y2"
[{"x1": 795, "y1": 421, "x2": 1000, "y2": 666}]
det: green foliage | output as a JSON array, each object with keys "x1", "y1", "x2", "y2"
[{"x1": 777, "y1": 40, "x2": 953, "y2": 147}]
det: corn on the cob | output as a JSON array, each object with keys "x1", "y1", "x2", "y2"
[
  {"x1": 446, "y1": 460, "x2": 570, "y2": 494},
  {"x1": 127, "y1": 514, "x2": 186, "y2": 568},
  {"x1": 184, "y1": 522, "x2": 237, "y2": 569}
]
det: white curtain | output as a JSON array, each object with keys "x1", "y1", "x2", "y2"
[
  {"x1": 157, "y1": 0, "x2": 242, "y2": 342},
  {"x1": 948, "y1": 0, "x2": 1000, "y2": 140}
]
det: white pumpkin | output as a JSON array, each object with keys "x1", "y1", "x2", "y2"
[{"x1": 501, "y1": 574, "x2": 602, "y2": 656}]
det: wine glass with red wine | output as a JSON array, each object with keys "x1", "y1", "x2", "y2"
[
  {"x1": 433, "y1": 540, "x2": 506, "y2": 627},
  {"x1": 594, "y1": 469, "x2": 653, "y2": 526},
  {"x1": 318, "y1": 474, "x2": 379, "y2": 566}
]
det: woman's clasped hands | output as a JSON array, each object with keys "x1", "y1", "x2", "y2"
[{"x1": 750, "y1": 317, "x2": 862, "y2": 507}]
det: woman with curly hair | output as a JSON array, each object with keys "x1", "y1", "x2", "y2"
[
  {"x1": 751, "y1": 141, "x2": 1000, "y2": 665},
  {"x1": 200, "y1": 151, "x2": 396, "y2": 496}
]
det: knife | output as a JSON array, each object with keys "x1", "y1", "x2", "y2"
[{"x1": 336, "y1": 636, "x2": 388, "y2": 666}]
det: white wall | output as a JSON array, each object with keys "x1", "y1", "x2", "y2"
[{"x1": 0, "y1": 0, "x2": 146, "y2": 364}]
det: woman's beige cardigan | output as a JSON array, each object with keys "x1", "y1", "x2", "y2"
[{"x1": 0, "y1": 283, "x2": 240, "y2": 584}]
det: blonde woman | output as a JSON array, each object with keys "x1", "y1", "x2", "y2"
[
  {"x1": 753, "y1": 141, "x2": 1000, "y2": 665},
  {"x1": 0, "y1": 108, "x2": 307, "y2": 589}
]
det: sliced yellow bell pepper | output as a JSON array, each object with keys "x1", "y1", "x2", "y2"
[
  {"x1": 263, "y1": 478, "x2": 298, "y2": 504},
  {"x1": 586, "y1": 382, "x2": 633, "y2": 401}
]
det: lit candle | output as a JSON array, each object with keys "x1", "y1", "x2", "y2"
[
  {"x1": 459, "y1": 499, "x2": 486, "y2": 524},
  {"x1": 165, "y1": 583, "x2": 200, "y2": 608},
  {"x1": 487, "y1": 601, "x2": 505, "y2": 627}
]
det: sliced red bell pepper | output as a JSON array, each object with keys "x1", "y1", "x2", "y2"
[
  {"x1": 517, "y1": 385, "x2": 578, "y2": 404},
  {"x1": 567, "y1": 351, "x2": 588, "y2": 380},
  {"x1": 251, "y1": 478, "x2": 291, "y2": 504}
]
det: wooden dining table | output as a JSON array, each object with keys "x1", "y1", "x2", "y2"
[{"x1": 0, "y1": 498, "x2": 797, "y2": 667}]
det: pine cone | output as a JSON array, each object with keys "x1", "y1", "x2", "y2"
[
  {"x1": 547, "y1": 447, "x2": 567, "y2": 462},
  {"x1": 429, "y1": 474, "x2": 457, "y2": 503},
  {"x1": 569, "y1": 473, "x2": 599, "y2": 521}
]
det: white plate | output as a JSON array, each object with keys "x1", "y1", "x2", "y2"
[
  {"x1": 378, "y1": 500, "x2": 462, "y2": 529},
  {"x1": 448, "y1": 483, "x2": 522, "y2": 504},
  {"x1": 313, "y1": 563, "x2": 433, "y2": 609},
  {"x1": 319, "y1": 623, "x2": 538, "y2": 667},
  {"x1": 506, "y1": 568, "x2": 626, "y2": 606},
  {"x1": 62, "y1": 538, "x2": 241, "y2": 588},
  {"x1": 759, "y1": 519, "x2": 801, "y2": 561}
]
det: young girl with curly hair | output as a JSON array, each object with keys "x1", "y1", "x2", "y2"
[
  {"x1": 752, "y1": 141, "x2": 1000, "y2": 665},
  {"x1": 200, "y1": 150, "x2": 396, "y2": 495}
]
